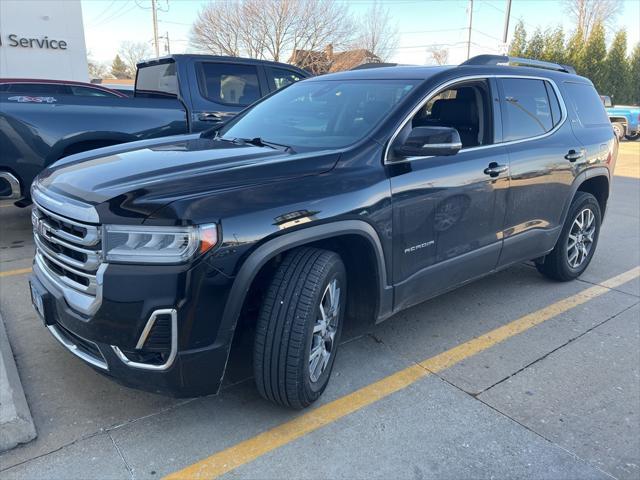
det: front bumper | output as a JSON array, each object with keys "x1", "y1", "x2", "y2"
[{"x1": 30, "y1": 255, "x2": 234, "y2": 397}]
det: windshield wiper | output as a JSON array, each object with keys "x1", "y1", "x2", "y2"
[{"x1": 235, "y1": 137, "x2": 295, "y2": 153}]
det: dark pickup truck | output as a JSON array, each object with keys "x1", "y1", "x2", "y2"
[
  {"x1": 0, "y1": 54, "x2": 307, "y2": 204},
  {"x1": 29, "y1": 55, "x2": 615, "y2": 409}
]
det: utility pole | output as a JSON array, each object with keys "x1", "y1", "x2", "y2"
[
  {"x1": 159, "y1": 31, "x2": 171, "y2": 55},
  {"x1": 151, "y1": 0, "x2": 160, "y2": 58},
  {"x1": 502, "y1": 0, "x2": 513, "y2": 55},
  {"x1": 466, "y1": 0, "x2": 474, "y2": 60}
]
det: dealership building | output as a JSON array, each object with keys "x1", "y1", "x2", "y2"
[{"x1": 0, "y1": 0, "x2": 88, "y2": 81}]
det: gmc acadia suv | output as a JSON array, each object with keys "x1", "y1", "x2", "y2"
[{"x1": 29, "y1": 55, "x2": 616, "y2": 408}]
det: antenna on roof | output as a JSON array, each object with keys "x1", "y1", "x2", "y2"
[{"x1": 460, "y1": 55, "x2": 576, "y2": 74}]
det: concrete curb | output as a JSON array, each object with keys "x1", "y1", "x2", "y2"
[{"x1": 0, "y1": 311, "x2": 36, "y2": 452}]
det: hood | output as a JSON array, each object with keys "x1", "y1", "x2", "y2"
[{"x1": 35, "y1": 136, "x2": 340, "y2": 222}]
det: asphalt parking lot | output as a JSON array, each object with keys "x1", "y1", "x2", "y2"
[{"x1": 1, "y1": 142, "x2": 638, "y2": 480}]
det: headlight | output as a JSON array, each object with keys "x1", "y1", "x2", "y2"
[{"x1": 103, "y1": 224, "x2": 218, "y2": 264}]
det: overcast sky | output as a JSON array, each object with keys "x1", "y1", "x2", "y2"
[{"x1": 82, "y1": 0, "x2": 640, "y2": 66}]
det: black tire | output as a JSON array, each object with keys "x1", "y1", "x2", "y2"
[
  {"x1": 536, "y1": 192, "x2": 601, "y2": 281},
  {"x1": 612, "y1": 122, "x2": 625, "y2": 141},
  {"x1": 625, "y1": 132, "x2": 640, "y2": 142},
  {"x1": 253, "y1": 247, "x2": 346, "y2": 409}
]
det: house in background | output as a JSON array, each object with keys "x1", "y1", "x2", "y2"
[{"x1": 289, "y1": 45, "x2": 381, "y2": 75}]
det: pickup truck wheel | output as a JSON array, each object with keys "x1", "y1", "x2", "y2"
[
  {"x1": 536, "y1": 192, "x2": 601, "y2": 281},
  {"x1": 625, "y1": 132, "x2": 640, "y2": 141},
  {"x1": 253, "y1": 247, "x2": 346, "y2": 408},
  {"x1": 612, "y1": 122, "x2": 625, "y2": 140}
]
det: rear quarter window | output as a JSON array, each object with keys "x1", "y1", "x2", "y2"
[{"x1": 563, "y1": 82, "x2": 610, "y2": 127}]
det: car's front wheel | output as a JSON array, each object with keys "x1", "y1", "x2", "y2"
[
  {"x1": 254, "y1": 247, "x2": 346, "y2": 408},
  {"x1": 536, "y1": 192, "x2": 601, "y2": 281},
  {"x1": 612, "y1": 122, "x2": 625, "y2": 141}
]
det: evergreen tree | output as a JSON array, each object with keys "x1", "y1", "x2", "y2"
[
  {"x1": 603, "y1": 30, "x2": 630, "y2": 104},
  {"x1": 581, "y1": 23, "x2": 607, "y2": 93},
  {"x1": 630, "y1": 43, "x2": 640, "y2": 105},
  {"x1": 565, "y1": 27, "x2": 586, "y2": 74},
  {"x1": 508, "y1": 21, "x2": 527, "y2": 57},
  {"x1": 524, "y1": 28, "x2": 545, "y2": 59},
  {"x1": 541, "y1": 26, "x2": 565, "y2": 64},
  {"x1": 111, "y1": 54, "x2": 130, "y2": 79}
]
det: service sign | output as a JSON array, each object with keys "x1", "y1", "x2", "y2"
[{"x1": 0, "y1": 33, "x2": 68, "y2": 50}]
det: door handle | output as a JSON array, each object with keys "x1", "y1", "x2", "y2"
[
  {"x1": 483, "y1": 162, "x2": 508, "y2": 177},
  {"x1": 197, "y1": 112, "x2": 223, "y2": 122},
  {"x1": 565, "y1": 149, "x2": 584, "y2": 162}
]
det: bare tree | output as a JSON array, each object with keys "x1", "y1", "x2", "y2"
[
  {"x1": 427, "y1": 47, "x2": 449, "y2": 65},
  {"x1": 190, "y1": 0, "x2": 353, "y2": 66},
  {"x1": 118, "y1": 41, "x2": 152, "y2": 78},
  {"x1": 564, "y1": 0, "x2": 623, "y2": 39},
  {"x1": 87, "y1": 51, "x2": 109, "y2": 79},
  {"x1": 351, "y1": 1, "x2": 398, "y2": 61}
]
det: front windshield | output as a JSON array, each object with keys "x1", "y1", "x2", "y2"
[{"x1": 219, "y1": 79, "x2": 418, "y2": 149}]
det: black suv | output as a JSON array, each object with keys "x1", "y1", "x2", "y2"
[{"x1": 29, "y1": 55, "x2": 616, "y2": 408}]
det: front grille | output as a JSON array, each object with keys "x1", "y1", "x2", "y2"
[{"x1": 32, "y1": 202, "x2": 102, "y2": 301}]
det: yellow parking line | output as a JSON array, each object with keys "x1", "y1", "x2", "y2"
[
  {"x1": 0, "y1": 267, "x2": 32, "y2": 278},
  {"x1": 165, "y1": 266, "x2": 640, "y2": 480}
]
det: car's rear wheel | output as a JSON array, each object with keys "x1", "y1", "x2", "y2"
[
  {"x1": 612, "y1": 122, "x2": 625, "y2": 140},
  {"x1": 625, "y1": 132, "x2": 640, "y2": 141},
  {"x1": 253, "y1": 247, "x2": 346, "y2": 408},
  {"x1": 536, "y1": 192, "x2": 601, "y2": 281}
]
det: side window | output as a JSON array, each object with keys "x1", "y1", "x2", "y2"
[
  {"x1": 410, "y1": 80, "x2": 494, "y2": 149},
  {"x1": 501, "y1": 78, "x2": 555, "y2": 141},
  {"x1": 544, "y1": 82, "x2": 562, "y2": 126},
  {"x1": 4, "y1": 83, "x2": 66, "y2": 95},
  {"x1": 69, "y1": 86, "x2": 114, "y2": 97},
  {"x1": 197, "y1": 63, "x2": 261, "y2": 106},
  {"x1": 269, "y1": 68, "x2": 303, "y2": 90},
  {"x1": 563, "y1": 82, "x2": 610, "y2": 127}
]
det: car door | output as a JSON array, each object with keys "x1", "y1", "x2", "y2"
[
  {"x1": 388, "y1": 78, "x2": 509, "y2": 311},
  {"x1": 189, "y1": 61, "x2": 268, "y2": 132},
  {"x1": 496, "y1": 77, "x2": 578, "y2": 267}
]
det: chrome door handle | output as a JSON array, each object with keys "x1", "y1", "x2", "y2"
[
  {"x1": 483, "y1": 162, "x2": 508, "y2": 177},
  {"x1": 565, "y1": 149, "x2": 584, "y2": 162},
  {"x1": 197, "y1": 112, "x2": 222, "y2": 122}
]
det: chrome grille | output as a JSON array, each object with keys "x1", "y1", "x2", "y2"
[{"x1": 32, "y1": 201, "x2": 104, "y2": 313}]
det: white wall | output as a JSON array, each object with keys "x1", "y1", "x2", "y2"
[{"x1": 0, "y1": 0, "x2": 88, "y2": 81}]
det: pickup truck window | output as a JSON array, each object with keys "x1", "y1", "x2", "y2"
[
  {"x1": 197, "y1": 62, "x2": 261, "y2": 106},
  {"x1": 501, "y1": 78, "x2": 554, "y2": 141},
  {"x1": 220, "y1": 79, "x2": 417, "y2": 149},
  {"x1": 564, "y1": 82, "x2": 610, "y2": 127},
  {"x1": 270, "y1": 68, "x2": 303, "y2": 90},
  {"x1": 136, "y1": 61, "x2": 178, "y2": 98}
]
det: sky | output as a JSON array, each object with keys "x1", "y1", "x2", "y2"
[{"x1": 81, "y1": 0, "x2": 640, "y2": 66}]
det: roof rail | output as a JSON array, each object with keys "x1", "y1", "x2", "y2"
[
  {"x1": 351, "y1": 62, "x2": 399, "y2": 70},
  {"x1": 460, "y1": 54, "x2": 576, "y2": 74}
]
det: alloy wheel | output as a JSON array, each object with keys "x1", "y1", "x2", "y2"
[
  {"x1": 567, "y1": 207, "x2": 596, "y2": 268},
  {"x1": 309, "y1": 278, "x2": 341, "y2": 383}
]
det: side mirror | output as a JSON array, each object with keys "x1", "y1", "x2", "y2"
[
  {"x1": 602, "y1": 95, "x2": 612, "y2": 108},
  {"x1": 394, "y1": 126, "x2": 462, "y2": 158}
]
